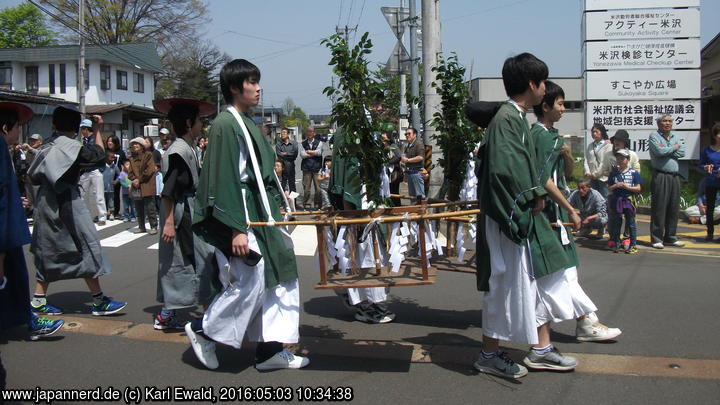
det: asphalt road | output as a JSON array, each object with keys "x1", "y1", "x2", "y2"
[{"x1": 2, "y1": 215, "x2": 720, "y2": 404}]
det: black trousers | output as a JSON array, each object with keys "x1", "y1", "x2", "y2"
[
  {"x1": 705, "y1": 185, "x2": 719, "y2": 236},
  {"x1": 135, "y1": 196, "x2": 158, "y2": 230},
  {"x1": 282, "y1": 160, "x2": 296, "y2": 193}
]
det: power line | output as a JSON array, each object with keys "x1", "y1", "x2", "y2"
[
  {"x1": 337, "y1": 0, "x2": 344, "y2": 27},
  {"x1": 28, "y1": 0, "x2": 155, "y2": 71},
  {"x1": 41, "y1": 0, "x2": 161, "y2": 71},
  {"x1": 345, "y1": 0, "x2": 354, "y2": 28}
]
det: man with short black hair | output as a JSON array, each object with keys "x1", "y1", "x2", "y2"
[
  {"x1": 276, "y1": 127, "x2": 298, "y2": 193},
  {"x1": 649, "y1": 114, "x2": 685, "y2": 249},
  {"x1": 300, "y1": 126, "x2": 322, "y2": 209},
  {"x1": 190, "y1": 58, "x2": 309, "y2": 371},
  {"x1": 402, "y1": 127, "x2": 425, "y2": 200},
  {"x1": 28, "y1": 106, "x2": 126, "y2": 318}
]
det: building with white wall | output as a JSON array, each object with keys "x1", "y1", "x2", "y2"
[{"x1": 0, "y1": 42, "x2": 163, "y2": 141}]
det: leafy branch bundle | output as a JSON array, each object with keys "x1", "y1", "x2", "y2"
[
  {"x1": 430, "y1": 53, "x2": 484, "y2": 201},
  {"x1": 322, "y1": 32, "x2": 387, "y2": 206}
]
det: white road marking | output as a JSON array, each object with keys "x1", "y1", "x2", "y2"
[
  {"x1": 291, "y1": 225, "x2": 319, "y2": 256},
  {"x1": 101, "y1": 226, "x2": 152, "y2": 247}
]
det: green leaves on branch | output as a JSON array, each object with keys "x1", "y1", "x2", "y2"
[
  {"x1": 322, "y1": 33, "x2": 387, "y2": 207},
  {"x1": 430, "y1": 53, "x2": 483, "y2": 201}
]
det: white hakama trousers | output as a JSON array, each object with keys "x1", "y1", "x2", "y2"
[
  {"x1": 347, "y1": 287, "x2": 388, "y2": 306},
  {"x1": 482, "y1": 218, "x2": 539, "y2": 345},
  {"x1": 535, "y1": 266, "x2": 598, "y2": 325},
  {"x1": 202, "y1": 231, "x2": 300, "y2": 349}
]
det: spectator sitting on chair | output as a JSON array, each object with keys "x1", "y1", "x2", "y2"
[{"x1": 568, "y1": 177, "x2": 608, "y2": 239}]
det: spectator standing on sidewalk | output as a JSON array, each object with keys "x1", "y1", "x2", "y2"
[
  {"x1": 128, "y1": 137, "x2": 158, "y2": 234},
  {"x1": 102, "y1": 150, "x2": 120, "y2": 221},
  {"x1": 649, "y1": 114, "x2": 685, "y2": 249},
  {"x1": 78, "y1": 117, "x2": 107, "y2": 225},
  {"x1": 402, "y1": 127, "x2": 425, "y2": 201},
  {"x1": 583, "y1": 124, "x2": 612, "y2": 198},
  {"x1": 699, "y1": 123, "x2": 720, "y2": 241},
  {"x1": 105, "y1": 135, "x2": 125, "y2": 220},
  {"x1": 275, "y1": 128, "x2": 298, "y2": 193},
  {"x1": 300, "y1": 126, "x2": 323, "y2": 209}
]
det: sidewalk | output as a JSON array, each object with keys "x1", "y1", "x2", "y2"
[{"x1": 574, "y1": 213, "x2": 720, "y2": 257}]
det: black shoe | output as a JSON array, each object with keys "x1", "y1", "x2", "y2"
[{"x1": 706, "y1": 235, "x2": 714, "y2": 242}]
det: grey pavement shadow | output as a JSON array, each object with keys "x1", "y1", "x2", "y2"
[
  {"x1": 303, "y1": 296, "x2": 483, "y2": 330},
  {"x1": 299, "y1": 324, "x2": 346, "y2": 340},
  {"x1": 299, "y1": 353, "x2": 411, "y2": 373},
  {"x1": 403, "y1": 332, "x2": 483, "y2": 347},
  {"x1": 386, "y1": 297, "x2": 483, "y2": 329}
]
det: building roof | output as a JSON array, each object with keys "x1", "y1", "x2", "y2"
[
  {"x1": 0, "y1": 88, "x2": 77, "y2": 105},
  {"x1": 86, "y1": 103, "x2": 162, "y2": 118},
  {"x1": 0, "y1": 42, "x2": 163, "y2": 73}
]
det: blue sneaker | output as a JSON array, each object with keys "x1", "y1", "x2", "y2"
[
  {"x1": 31, "y1": 302, "x2": 64, "y2": 315},
  {"x1": 29, "y1": 316, "x2": 64, "y2": 341},
  {"x1": 91, "y1": 296, "x2": 127, "y2": 316}
]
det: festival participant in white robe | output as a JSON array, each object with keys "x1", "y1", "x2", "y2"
[
  {"x1": 470, "y1": 53, "x2": 580, "y2": 380},
  {"x1": 188, "y1": 59, "x2": 309, "y2": 371},
  {"x1": 328, "y1": 95, "x2": 396, "y2": 324},
  {"x1": 27, "y1": 106, "x2": 126, "y2": 317},
  {"x1": 531, "y1": 80, "x2": 622, "y2": 343},
  {"x1": 152, "y1": 98, "x2": 217, "y2": 330}
]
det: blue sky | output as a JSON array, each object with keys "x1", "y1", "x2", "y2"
[
  {"x1": 3, "y1": 0, "x2": 718, "y2": 114},
  {"x1": 205, "y1": 0, "x2": 720, "y2": 114}
]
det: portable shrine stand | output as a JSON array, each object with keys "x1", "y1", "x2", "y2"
[{"x1": 249, "y1": 203, "x2": 481, "y2": 290}]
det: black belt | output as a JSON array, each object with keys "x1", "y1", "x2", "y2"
[
  {"x1": 406, "y1": 169, "x2": 420, "y2": 174},
  {"x1": 654, "y1": 169, "x2": 680, "y2": 176}
]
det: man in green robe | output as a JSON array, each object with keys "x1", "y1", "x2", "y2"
[
  {"x1": 531, "y1": 81, "x2": 622, "y2": 343},
  {"x1": 188, "y1": 59, "x2": 309, "y2": 371},
  {"x1": 470, "y1": 53, "x2": 578, "y2": 380}
]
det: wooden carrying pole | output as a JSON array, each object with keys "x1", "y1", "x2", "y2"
[{"x1": 247, "y1": 208, "x2": 482, "y2": 227}]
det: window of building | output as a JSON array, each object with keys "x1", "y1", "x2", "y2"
[
  {"x1": 100, "y1": 64, "x2": 111, "y2": 90},
  {"x1": 117, "y1": 70, "x2": 127, "y2": 90},
  {"x1": 133, "y1": 72, "x2": 144, "y2": 93},
  {"x1": 59, "y1": 63, "x2": 66, "y2": 94},
  {"x1": 0, "y1": 62, "x2": 12, "y2": 90},
  {"x1": 48, "y1": 64, "x2": 55, "y2": 94},
  {"x1": 25, "y1": 66, "x2": 38, "y2": 93}
]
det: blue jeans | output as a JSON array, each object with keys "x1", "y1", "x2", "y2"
[
  {"x1": 122, "y1": 194, "x2": 136, "y2": 220},
  {"x1": 608, "y1": 197, "x2": 637, "y2": 247},
  {"x1": 407, "y1": 172, "x2": 426, "y2": 200}
]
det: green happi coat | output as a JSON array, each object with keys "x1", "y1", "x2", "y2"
[
  {"x1": 475, "y1": 102, "x2": 569, "y2": 291},
  {"x1": 192, "y1": 110, "x2": 297, "y2": 288},
  {"x1": 531, "y1": 122, "x2": 578, "y2": 269},
  {"x1": 329, "y1": 129, "x2": 363, "y2": 208}
]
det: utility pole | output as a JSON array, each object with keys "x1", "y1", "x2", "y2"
[
  {"x1": 398, "y1": 0, "x2": 408, "y2": 130},
  {"x1": 422, "y1": 0, "x2": 441, "y2": 188},
  {"x1": 408, "y1": 0, "x2": 420, "y2": 131},
  {"x1": 78, "y1": 0, "x2": 86, "y2": 114}
]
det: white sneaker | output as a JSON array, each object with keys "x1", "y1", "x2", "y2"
[
  {"x1": 576, "y1": 317, "x2": 622, "y2": 342},
  {"x1": 184, "y1": 322, "x2": 218, "y2": 370},
  {"x1": 667, "y1": 240, "x2": 685, "y2": 247},
  {"x1": 652, "y1": 242, "x2": 664, "y2": 249},
  {"x1": 255, "y1": 349, "x2": 310, "y2": 371}
]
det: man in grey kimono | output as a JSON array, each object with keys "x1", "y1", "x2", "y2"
[
  {"x1": 153, "y1": 98, "x2": 217, "y2": 330},
  {"x1": 27, "y1": 106, "x2": 127, "y2": 316}
]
